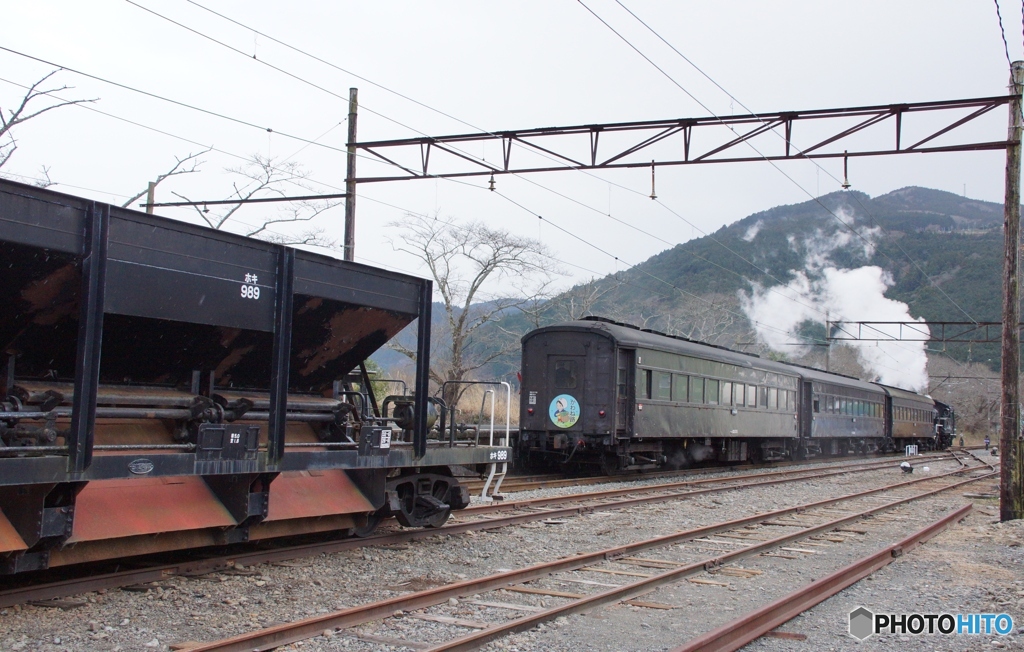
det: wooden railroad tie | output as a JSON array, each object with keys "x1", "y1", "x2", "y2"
[
  {"x1": 469, "y1": 600, "x2": 541, "y2": 612},
  {"x1": 581, "y1": 567, "x2": 653, "y2": 578},
  {"x1": 346, "y1": 633, "x2": 430, "y2": 650},
  {"x1": 688, "y1": 577, "x2": 730, "y2": 587},
  {"x1": 712, "y1": 567, "x2": 763, "y2": 578},
  {"x1": 508, "y1": 586, "x2": 585, "y2": 599},
  {"x1": 557, "y1": 577, "x2": 621, "y2": 588},
  {"x1": 763, "y1": 631, "x2": 808, "y2": 641},
  {"x1": 407, "y1": 613, "x2": 493, "y2": 629}
]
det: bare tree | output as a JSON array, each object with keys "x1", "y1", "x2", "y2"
[
  {"x1": 1, "y1": 71, "x2": 97, "y2": 169},
  {"x1": 622, "y1": 292, "x2": 739, "y2": 346},
  {"x1": 121, "y1": 149, "x2": 211, "y2": 208},
  {"x1": 171, "y1": 154, "x2": 342, "y2": 248},
  {"x1": 518, "y1": 275, "x2": 625, "y2": 331},
  {"x1": 388, "y1": 213, "x2": 560, "y2": 410},
  {"x1": 552, "y1": 277, "x2": 625, "y2": 322}
]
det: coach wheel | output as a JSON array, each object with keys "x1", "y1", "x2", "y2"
[{"x1": 601, "y1": 453, "x2": 622, "y2": 475}]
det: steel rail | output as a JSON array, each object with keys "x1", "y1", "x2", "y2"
[
  {"x1": 670, "y1": 503, "x2": 974, "y2": 652},
  {"x1": 417, "y1": 472, "x2": 991, "y2": 651},
  {"x1": 180, "y1": 457, "x2": 992, "y2": 651},
  {"x1": 0, "y1": 453, "x2": 954, "y2": 608},
  {"x1": 462, "y1": 454, "x2": 911, "y2": 494},
  {"x1": 462, "y1": 454, "x2": 956, "y2": 516}
]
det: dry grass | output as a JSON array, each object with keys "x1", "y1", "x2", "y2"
[
  {"x1": 373, "y1": 370, "x2": 520, "y2": 427},
  {"x1": 449, "y1": 382, "x2": 520, "y2": 428}
]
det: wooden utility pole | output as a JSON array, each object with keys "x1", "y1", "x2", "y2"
[
  {"x1": 1000, "y1": 60, "x2": 1024, "y2": 522},
  {"x1": 344, "y1": 87, "x2": 358, "y2": 262},
  {"x1": 824, "y1": 313, "x2": 831, "y2": 373},
  {"x1": 145, "y1": 182, "x2": 156, "y2": 215}
]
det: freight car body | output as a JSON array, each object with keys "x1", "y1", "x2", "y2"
[
  {"x1": 519, "y1": 318, "x2": 947, "y2": 472},
  {"x1": 0, "y1": 179, "x2": 509, "y2": 575}
]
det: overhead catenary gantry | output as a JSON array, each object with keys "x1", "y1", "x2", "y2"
[
  {"x1": 827, "y1": 321, "x2": 1024, "y2": 344},
  {"x1": 347, "y1": 82, "x2": 1024, "y2": 523},
  {"x1": 351, "y1": 95, "x2": 1015, "y2": 183}
]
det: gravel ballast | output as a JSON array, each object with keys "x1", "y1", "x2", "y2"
[{"x1": 0, "y1": 456, "x2": 1017, "y2": 652}]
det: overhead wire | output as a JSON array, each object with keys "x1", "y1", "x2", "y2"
[
  {"x1": 489, "y1": 184, "x2": 912, "y2": 378},
  {"x1": 0, "y1": 74, "x2": 353, "y2": 226},
  {"x1": 139, "y1": 0, "x2": 834, "y2": 319},
  {"x1": 608, "y1": 0, "x2": 985, "y2": 325},
  {"x1": 0, "y1": 45, "x2": 350, "y2": 155},
  {"x1": 0, "y1": 3, "x2": 948, "y2": 376},
  {"x1": 996, "y1": 0, "x2": 1014, "y2": 70},
  {"x1": 578, "y1": 0, "x2": 942, "y2": 376}
]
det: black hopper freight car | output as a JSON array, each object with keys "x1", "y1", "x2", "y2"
[
  {"x1": 0, "y1": 178, "x2": 510, "y2": 575},
  {"x1": 519, "y1": 317, "x2": 950, "y2": 473}
]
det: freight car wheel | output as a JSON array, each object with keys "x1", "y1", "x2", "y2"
[
  {"x1": 424, "y1": 507, "x2": 452, "y2": 528},
  {"x1": 389, "y1": 475, "x2": 455, "y2": 528},
  {"x1": 353, "y1": 512, "x2": 384, "y2": 538}
]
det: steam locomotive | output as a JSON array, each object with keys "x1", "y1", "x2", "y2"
[{"x1": 518, "y1": 317, "x2": 954, "y2": 472}]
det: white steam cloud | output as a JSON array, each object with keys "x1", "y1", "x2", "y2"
[
  {"x1": 742, "y1": 220, "x2": 763, "y2": 242},
  {"x1": 740, "y1": 208, "x2": 929, "y2": 391}
]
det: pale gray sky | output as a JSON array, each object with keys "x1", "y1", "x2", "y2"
[{"x1": 2, "y1": 1, "x2": 1021, "y2": 290}]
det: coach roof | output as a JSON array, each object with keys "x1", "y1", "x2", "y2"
[{"x1": 524, "y1": 317, "x2": 883, "y2": 394}]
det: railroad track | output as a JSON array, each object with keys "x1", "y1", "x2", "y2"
[
  {"x1": 0, "y1": 450, "x2": 956, "y2": 610},
  {"x1": 177, "y1": 450, "x2": 993, "y2": 651},
  {"x1": 460, "y1": 449, "x2": 973, "y2": 495}
]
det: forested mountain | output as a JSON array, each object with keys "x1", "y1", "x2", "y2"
[
  {"x1": 517, "y1": 186, "x2": 1006, "y2": 370},
  {"x1": 381, "y1": 186, "x2": 1007, "y2": 433}
]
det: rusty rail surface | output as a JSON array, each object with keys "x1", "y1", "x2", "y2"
[
  {"x1": 181, "y1": 457, "x2": 993, "y2": 652},
  {"x1": 671, "y1": 503, "x2": 974, "y2": 652}
]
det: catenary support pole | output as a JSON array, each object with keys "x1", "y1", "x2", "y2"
[
  {"x1": 344, "y1": 87, "x2": 358, "y2": 262},
  {"x1": 145, "y1": 181, "x2": 155, "y2": 215},
  {"x1": 1000, "y1": 61, "x2": 1024, "y2": 522}
]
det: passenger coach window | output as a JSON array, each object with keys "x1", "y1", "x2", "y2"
[
  {"x1": 734, "y1": 383, "x2": 745, "y2": 406},
  {"x1": 768, "y1": 387, "x2": 778, "y2": 409},
  {"x1": 554, "y1": 360, "x2": 578, "y2": 389},
  {"x1": 706, "y1": 379, "x2": 719, "y2": 405},
  {"x1": 826, "y1": 396, "x2": 834, "y2": 413},
  {"x1": 721, "y1": 382, "x2": 733, "y2": 405},
  {"x1": 673, "y1": 375, "x2": 688, "y2": 402},
  {"x1": 813, "y1": 399, "x2": 820, "y2": 413},
  {"x1": 746, "y1": 385, "x2": 757, "y2": 408},
  {"x1": 637, "y1": 369, "x2": 652, "y2": 399},
  {"x1": 656, "y1": 372, "x2": 672, "y2": 400},
  {"x1": 691, "y1": 377, "x2": 704, "y2": 403},
  {"x1": 759, "y1": 387, "x2": 769, "y2": 408}
]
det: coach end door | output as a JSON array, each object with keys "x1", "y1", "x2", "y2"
[{"x1": 616, "y1": 349, "x2": 634, "y2": 435}]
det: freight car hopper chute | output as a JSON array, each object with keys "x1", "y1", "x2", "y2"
[{"x1": 0, "y1": 178, "x2": 509, "y2": 574}]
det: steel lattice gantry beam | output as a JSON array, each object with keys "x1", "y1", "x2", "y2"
[
  {"x1": 352, "y1": 96, "x2": 1014, "y2": 183},
  {"x1": 827, "y1": 321, "x2": 1024, "y2": 344}
]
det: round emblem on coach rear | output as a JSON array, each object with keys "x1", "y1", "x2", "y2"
[
  {"x1": 549, "y1": 394, "x2": 580, "y2": 428},
  {"x1": 128, "y1": 458, "x2": 154, "y2": 475}
]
